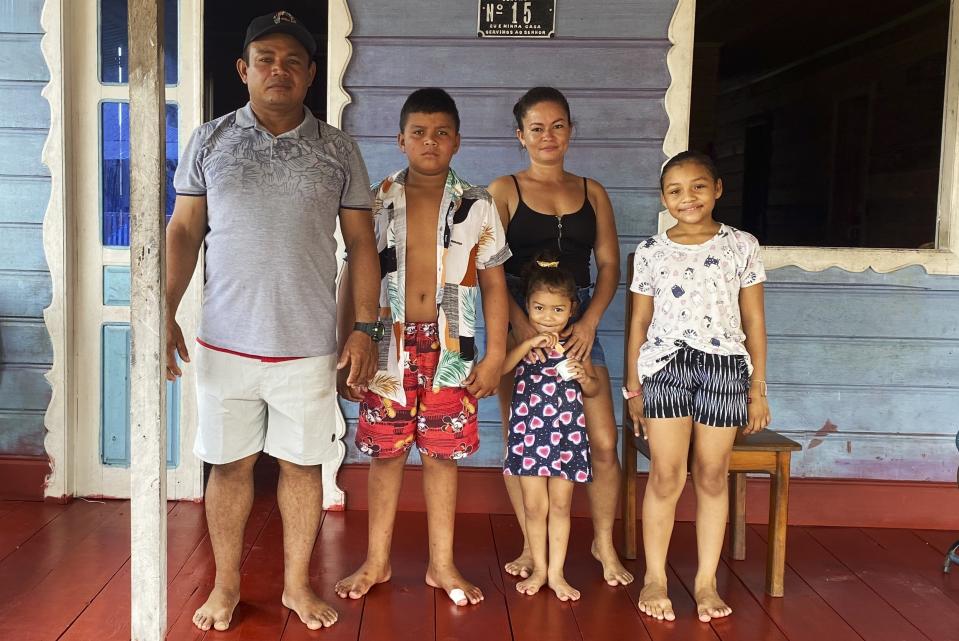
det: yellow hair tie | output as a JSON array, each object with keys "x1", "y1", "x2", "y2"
[{"x1": 536, "y1": 260, "x2": 560, "y2": 268}]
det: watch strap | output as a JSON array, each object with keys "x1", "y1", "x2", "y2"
[{"x1": 353, "y1": 321, "x2": 385, "y2": 342}]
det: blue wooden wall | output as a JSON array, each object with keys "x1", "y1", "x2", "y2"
[
  {"x1": 0, "y1": 0, "x2": 50, "y2": 458},
  {"x1": 339, "y1": 0, "x2": 674, "y2": 468},
  {"x1": 338, "y1": 0, "x2": 959, "y2": 482}
]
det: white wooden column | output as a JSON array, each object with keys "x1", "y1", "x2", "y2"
[{"x1": 127, "y1": 1, "x2": 168, "y2": 639}]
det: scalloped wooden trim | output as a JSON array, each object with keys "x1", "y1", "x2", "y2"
[
  {"x1": 40, "y1": 0, "x2": 68, "y2": 498},
  {"x1": 323, "y1": 0, "x2": 355, "y2": 509},
  {"x1": 661, "y1": 0, "x2": 959, "y2": 275},
  {"x1": 663, "y1": 0, "x2": 694, "y2": 161},
  {"x1": 327, "y1": 0, "x2": 354, "y2": 128}
]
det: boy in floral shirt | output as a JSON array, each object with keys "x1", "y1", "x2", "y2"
[{"x1": 335, "y1": 88, "x2": 510, "y2": 607}]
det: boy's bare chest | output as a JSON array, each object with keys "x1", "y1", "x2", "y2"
[
  {"x1": 404, "y1": 189, "x2": 443, "y2": 255},
  {"x1": 403, "y1": 188, "x2": 443, "y2": 320}
]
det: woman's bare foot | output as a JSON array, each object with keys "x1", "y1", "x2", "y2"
[
  {"x1": 193, "y1": 584, "x2": 240, "y2": 631},
  {"x1": 694, "y1": 582, "x2": 732, "y2": 622},
  {"x1": 426, "y1": 562, "x2": 484, "y2": 606},
  {"x1": 516, "y1": 570, "x2": 547, "y2": 596},
  {"x1": 334, "y1": 560, "x2": 391, "y2": 599},
  {"x1": 547, "y1": 573, "x2": 581, "y2": 601},
  {"x1": 591, "y1": 539, "x2": 635, "y2": 586},
  {"x1": 505, "y1": 548, "x2": 533, "y2": 579},
  {"x1": 638, "y1": 581, "x2": 675, "y2": 621},
  {"x1": 282, "y1": 585, "x2": 338, "y2": 630}
]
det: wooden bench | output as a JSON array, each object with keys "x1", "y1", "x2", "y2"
[
  {"x1": 620, "y1": 428, "x2": 800, "y2": 597},
  {"x1": 619, "y1": 252, "x2": 801, "y2": 597}
]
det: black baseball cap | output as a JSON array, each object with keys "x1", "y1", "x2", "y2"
[{"x1": 243, "y1": 10, "x2": 317, "y2": 59}]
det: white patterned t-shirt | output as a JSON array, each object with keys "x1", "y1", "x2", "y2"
[{"x1": 629, "y1": 224, "x2": 766, "y2": 378}]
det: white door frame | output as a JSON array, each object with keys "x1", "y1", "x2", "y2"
[{"x1": 41, "y1": 0, "x2": 204, "y2": 500}]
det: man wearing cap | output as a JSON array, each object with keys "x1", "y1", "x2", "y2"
[{"x1": 165, "y1": 10, "x2": 380, "y2": 632}]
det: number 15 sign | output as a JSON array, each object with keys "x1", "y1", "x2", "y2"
[{"x1": 478, "y1": 0, "x2": 556, "y2": 38}]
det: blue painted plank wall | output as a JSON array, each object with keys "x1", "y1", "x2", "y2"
[
  {"x1": 339, "y1": 0, "x2": 959, "y2": 482},
  {"x1": 0, "y1": 0, "x2": 50, "y2": 457},
  {"x1": 339, "y1": 0, "x2": 672, "y2": 468}
]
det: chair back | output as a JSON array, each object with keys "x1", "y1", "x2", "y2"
[{"x1": 623, "y1": 253, "x2": 635, "y2": 432}]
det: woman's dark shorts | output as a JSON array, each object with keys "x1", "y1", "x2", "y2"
[
  {"x1": 505, "y1": 274, "x2": 607, "y2": 369},
  {"x1": 642, "y1": 344, "x2": 748, "y2": 427}
]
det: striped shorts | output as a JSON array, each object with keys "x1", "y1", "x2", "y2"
[{"x1": 642, "y1": 345, "x2": 749, "y2": 427}]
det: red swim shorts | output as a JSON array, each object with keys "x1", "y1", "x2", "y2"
[{"x1": 355, "y1": 322, "x2": 479, "y2": 460}]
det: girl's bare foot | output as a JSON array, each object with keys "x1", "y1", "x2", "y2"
[
  {"x1": 638, "y1": 581, "x2": 675, "y2": 621},
  {"x1": 547, "y1": 573, "x2": 581, "y2": 601},
  {"x1": 516, "y1": 570, "x2": 547, "y2": 596},
  {"x1": 591, "y1": 539, "x2": 635, "y2": 586},
  {"x1": 334, "y1": 560, "x2": 391, "y2": 599},
  {"x1": 694, "y1": 583, "x2": 732, "y2": 622},
  {"x1": 193, "y1": 584, "x2": 240, "y2": 631},
  {"x1": 505, "y1": 549, "x2": 534, "y2": 578},
  {"x1": 282, "y1": 585, "x2": 338, "y2": 629},
  {"x1": 426, "y1": 562, "x2": 484, "y2": 606}
]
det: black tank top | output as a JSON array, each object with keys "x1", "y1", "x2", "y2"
[{"x1": 504, "y1": 175, "x2": 597, "y2": 287}]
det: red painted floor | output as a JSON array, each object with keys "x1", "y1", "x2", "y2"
[{"x1": 1, "y1": 491, "x2": 958, "y2": 640}]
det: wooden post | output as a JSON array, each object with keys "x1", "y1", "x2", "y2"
[
  {"x1": 765, "y1": 452, "x2": 790, "y2": 597},
  {"x1": 127, "y1": 1, "x2": 167, "y2": 639},
  {"x1": 621, "y1": 421, "x2": 638, "y2": 560},
  {"x1": 729, "y1": 471, "x2": 747, "y2": 560},
  {"x1": 621, "y1": 255, "x2": 638, "y2": 560}
]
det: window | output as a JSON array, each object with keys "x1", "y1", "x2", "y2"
[
  {"x1": 100, "y1": 0, "x2": 179, "y2": 85},
  {"x1": 688, "y1": 0, "x2": 950, "y2": 251},
  {"x1": 101, "y1": 101, "x2": 179, "y2": 247},
  {"x1": 676, "y1": 0, "x2": 959, "y2": 274}
]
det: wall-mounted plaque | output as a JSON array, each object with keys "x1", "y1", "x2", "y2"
[{"x1": 478, "y1": 1, "x2": 556, "y2": 38}]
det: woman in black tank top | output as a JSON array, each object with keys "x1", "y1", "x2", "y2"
[
  {"x1": 503, "y1": 175, "x2": 596, "y2": 287},
  {"x1": 488, "y1": 87, "x2": 632, "y2": 588}
]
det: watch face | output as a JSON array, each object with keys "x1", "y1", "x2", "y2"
[{"x1": 370, "y1": 322, "x2": 385, "y2": 342}]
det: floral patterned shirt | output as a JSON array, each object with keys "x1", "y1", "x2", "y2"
[
  {"x1": 630, "y1": 224, "x2": 766, "y2": 378},
  {"x1": 368, "y1": 168, "x2": 511, "y2": 404}
]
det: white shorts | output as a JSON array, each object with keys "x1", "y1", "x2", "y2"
[{"x1": 194, "y1": 343, "x2": 340, "y2": 466}]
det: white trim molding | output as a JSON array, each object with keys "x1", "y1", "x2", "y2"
[
  {"x1": 323, "y1": 0, "x2": 356, "y2": 510},
  {"x1": 40, "y1": 0, "x2": 71, "y2": 498},
  {"x1": 663, "y1": 0, "x2": 959, "y2": 275},
  {"x1": 664, "y1": 0, "x2": 695, "y2": 161},
  {"x1": 327, "y1": 0, "x2": 354, "y2": 129}
]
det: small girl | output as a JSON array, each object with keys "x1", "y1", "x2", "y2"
[
  {"x1": 502, "y1": 255, "x2": 599, "y2": 601},
  {"x1": 626, "y1": 151, "x2": 771, "y2": 623}
]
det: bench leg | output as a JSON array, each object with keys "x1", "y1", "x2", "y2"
[
  {"x1": 621, "y1": 422, "x2": 638, "y2": 560},
  {"x1": 765, "y1": 452, "x2": 790, "y2": 597},
  {"x1": 729, "y1": 472, "x2": 747, "y2": 561}
]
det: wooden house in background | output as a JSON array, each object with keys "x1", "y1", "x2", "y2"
[{"x1": 0, "y1": 0, "x2": 957, "y2": 529}]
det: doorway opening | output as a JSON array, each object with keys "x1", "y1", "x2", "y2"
[
  {"x1": 203, "y1": 1, "x2": 328, "y2": 122},
  {"x1": 689, "y1": 0, "x2": 950, "y2": 248}
]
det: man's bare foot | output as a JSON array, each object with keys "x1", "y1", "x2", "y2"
[
  {"x1": 638, "y1": 581, "x2": 675, "y2": 621},
  {"x1": 505, "y1": 549, "x2": 533, "y2": 579},
  {"x1": 282, "y1": 585, "x2": 338, "y2": 630},
  {"x1": 334, "y1": 560, "x2": 391, "y2": 599},
  {"x1": 591, "y1": 540, "x2": 635, "y2": 586},
  {"x1": 694, "y1": 583, "x2": 732, "y2": 622},
  {"x1": 426, "y1": 562, "x2": 484, "y2": 606},
  {"x1": 516, "y1": 570, "x2": 547, "y2": 596},
  {"x1": 193, "y1": 584, "x2": 240, "y2": 631},
  {"x1": 547, "y1": 573, "x2": 581, "y2": 601}
]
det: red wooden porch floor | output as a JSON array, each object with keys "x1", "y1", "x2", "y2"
[{"x1": 1, "y1": 492, "x2": 958, "y2": 640}]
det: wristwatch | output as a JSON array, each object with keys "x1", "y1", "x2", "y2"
[
  {"x1": 354, "y1": 320, "x2": 385, "y2": 343},
  {"x1": 621, "y1": 386, "x2": 642, "y2": 400}
]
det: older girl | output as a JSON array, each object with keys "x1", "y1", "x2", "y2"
[{"x1": 626, "y1": 151, "x2": 771, "y2": 622}]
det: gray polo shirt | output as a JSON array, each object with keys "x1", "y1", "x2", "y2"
[{"x1": 173, "y1": 103, "x2": 372, "y2": 357}]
